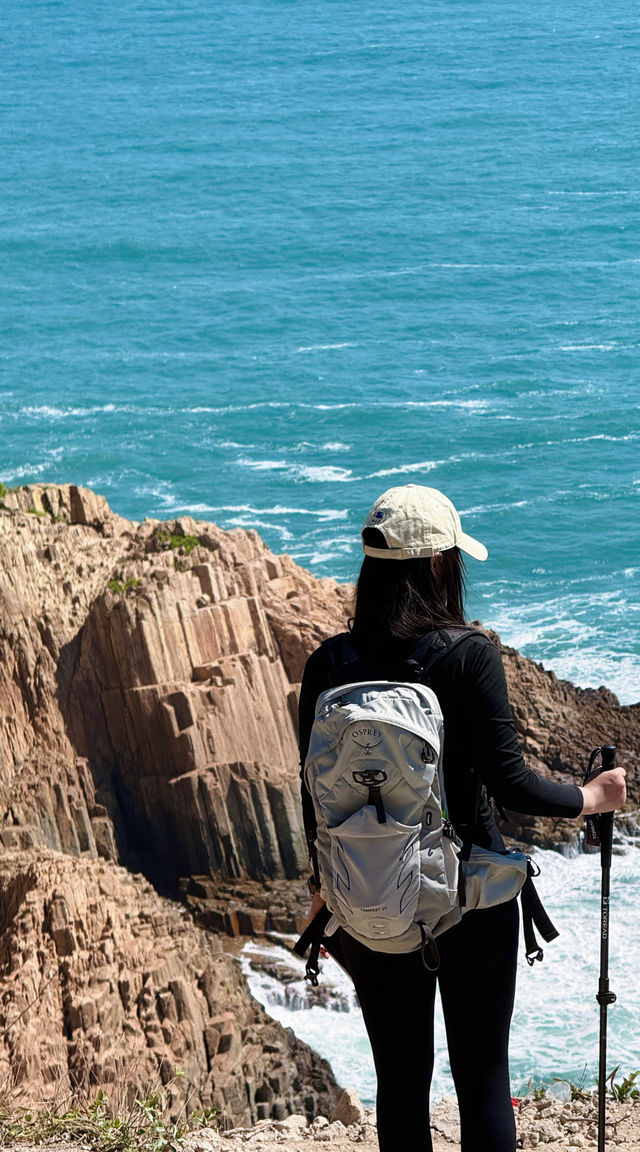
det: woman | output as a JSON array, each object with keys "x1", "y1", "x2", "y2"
[{"x1": 298, "y1": 484, "x2": 626, "y2": 1152}]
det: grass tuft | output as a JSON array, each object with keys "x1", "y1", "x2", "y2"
[{"x1": 0, "y1": 1084, "x2": 217, "y2": 1152}]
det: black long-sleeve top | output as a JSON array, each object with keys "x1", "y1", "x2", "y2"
[{"x1": 298, "y1": 628, "x2": 583, "y2": 852}]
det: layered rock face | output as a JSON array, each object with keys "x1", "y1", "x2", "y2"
[
  {"x1": 0, "y1": 483, "x2": 349, "y2": 888},
  {"x1": 0, "y1": 482, "x2": 638, "y2": 1111},
  {"x1": 0, "y1": 483, "x2": 348, "y2": 1116},
  {"x1": 0, "y1": 849, "x2": 338, "y2": 1123},
  {"x1": 496, "y1": 635, "x2": 639, "y2": 850}
]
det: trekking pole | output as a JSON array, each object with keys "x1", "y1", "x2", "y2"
[{"x1": 584, "y1": 744, "x2": 617, "y2": 1152}]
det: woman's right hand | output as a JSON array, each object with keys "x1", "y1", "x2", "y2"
[{"x1": 579, "y1": 766, "x2": 627, "y2": 815}]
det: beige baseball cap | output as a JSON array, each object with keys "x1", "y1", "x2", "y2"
[{"x1": 362, "y1": 484, "x2": 488, "y2": 561}]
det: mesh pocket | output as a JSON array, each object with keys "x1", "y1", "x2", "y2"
[{"x1": 328, "y1": 806, "x2": 421, "y2": 941}]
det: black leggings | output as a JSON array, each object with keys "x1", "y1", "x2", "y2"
[{"x1": 338, "y1": 899, "x2": 520, "y2": 1152}]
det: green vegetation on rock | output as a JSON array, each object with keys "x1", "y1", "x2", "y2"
[
  {"x1": 152, "y1": 528, "x2": 200, "y2": 556},
  {"x1": 0, "y1": 1086, "x2": 217, "y2": 1152},
  {"x1": 108, "y1": 577, "x2": 142, "y2": 596}
]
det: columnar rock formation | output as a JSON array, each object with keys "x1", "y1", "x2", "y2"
[
  {"x1": 0, "y1": 483, "x2": 348, "y2": 1116},
  {"x1": 0, "y1": 483, "x2": 349, "y2": 887},
  {"x1": 0, "y1": 482, "x2": 638, "y2": 1112},
  {"x1": 0, "y1": 849, "x2": 338, "y2": 1123}
]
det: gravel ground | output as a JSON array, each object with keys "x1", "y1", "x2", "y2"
[
  {"x1": 180, "y1": 1094, "x2": 640, "y2": 1151},
  {"x1": 3, "y1": 1095, "x2": 639, "y2": 1152}
]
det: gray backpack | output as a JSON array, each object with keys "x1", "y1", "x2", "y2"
[{"x1": 294, "y1": 631, "x2": 557, "y2": 982}]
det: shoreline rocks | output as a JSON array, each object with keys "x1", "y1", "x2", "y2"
[{"x1": 1, "y1": 482, "x2": 639, "y2": 1123}]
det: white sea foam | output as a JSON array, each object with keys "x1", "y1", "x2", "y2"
[
  {"x1": 401, "y1": 399, "x2": 489, "y2": 410},
  {"x1": 484, "y1": 596, "x2": 640, "y2": 705},
  {"x1": 295, "y1": 343, "x2": 356, "y2": 353},
  {"x1": 295, "y1": 465, "x2": 354, "y2": 483},
  {"x1": 548, "y1": 189, "x2": 638, "y2": 196},
  {"x1": 366, "y1": 460, "x2": 438, "y2": 479},
  {"x1": 4, "y1": 462, "x2": 49, "y2": 481},
  {"x1": 205, "y1": 503, "x2": 349, "y2": 520},
  {"x1": 559, "y1": 343, "x2": 621, "y2": 352},
  {"x1": 237, "y1": 519, "x2": 294, "y2": 540},
  {"x1": 460, "y1": 498, "x2": 529, "y2": 515},
  {"x1": 242, "y1": 846, "x2": 640, "y2": 1104},
  {"x1": 237, "y1": 458, "x2": 289, "y2": 472},
  {"x1": 22, "y1": 404, "x2": 119, "y2": 419}
]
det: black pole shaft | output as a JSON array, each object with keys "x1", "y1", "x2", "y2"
[{"x1": 596, "y1": 745, "x2": 617, "y2": 1152}]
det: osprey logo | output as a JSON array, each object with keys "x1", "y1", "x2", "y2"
[
  {"x1": 353, "y1": 769, "x2": 388, "y2": 786},
  {"x1": 351, "y1": 727, "x2": 383, "y2": 756}
]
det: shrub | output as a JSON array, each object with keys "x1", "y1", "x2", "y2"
[
  {"x1": 152, "y1": 527, "x2": 200, "y2": 556},
  {"x1": 108, "y1": 578, "x2": 142, "y2": 596}
]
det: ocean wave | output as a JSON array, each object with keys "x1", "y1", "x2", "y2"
[
  {"x1": 547, "y1": 189, "x2": 639, "y2": 197},
  {"x1": 204, "y1": 503, "x2": 349, "y2": 520},
  {"x1": 559, "y1": 343, "x2": 624, "y2": 352},
  {"x1": 295, "y1": 465, "x2": 354, "y2": 483},
  {"x1": 236, "y1": 457, "x2": 355, "y2": 483},
  {"x1": 21, "y1": 403, "x2": 118, "y2": 419},
  {"x1": 226, "y1": 517, "x2": 294, "y2": 540},
  {"x1": 402, "y1": 399, "x2": 489, "y2": 410},
  {"x1": 295, "y1": 343, "x2": 356, "y2": 353},
  {"x1": 3, "y1": 462, "x2": 50, "y2": 481},
  {"x1": 460, "y1": 498, "x2": 530, "y2": 515},
  {"x1": 484, "y1": 608, "x2": 640, "y2": 705},
  {"x1": 237, "y1": 458, "x2": 289, "y2": 472},
  {"x1": 366, "y1": 460, "x2": 439, "y2": 479}
]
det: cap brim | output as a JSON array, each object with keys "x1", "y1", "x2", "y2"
[{"x1": 458, "y1": 532, "x2": 488, "y2": 561}]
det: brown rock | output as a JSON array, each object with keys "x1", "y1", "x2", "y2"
[
  {"x1": 1, "y1": 482, "x2": 639, "y2": 1119},
  {"x1": 0, "y1": 849, "x2": 339, "y2": 1125}
]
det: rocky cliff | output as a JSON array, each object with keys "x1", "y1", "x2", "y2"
[
  {"x1": 0, "y1": 483, "x2": 349, "y2": 1118},
  {"x1": 0, "y1": 482, "x2": 638, "y2": 1113},
  {"x1": 0, "y1": 848, "x2": 337, "y2": 1124},
  {"x1": 0, "y1": 483, "x2": 349, "y2": 888}
]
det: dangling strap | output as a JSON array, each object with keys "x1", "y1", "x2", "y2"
[
  {"x1": 293, "y1": 904, "x2": 332, "y2": 986},
  {"x1": 308, "y1": 832, "x2": 321, "y2": 889},
  {"x1": 369, "y1": 784, "x2": 386, "y2": 823},
  {"x1": 520, "y1": 863, "x2": 559, "y2": 966},
  {"x1": 420, "y1": 924, "x2": 441, "y2": 972}
]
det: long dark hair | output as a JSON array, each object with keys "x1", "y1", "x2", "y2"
[{"x1": 350, "y1": 527, "x2": 468, "y2": 645}]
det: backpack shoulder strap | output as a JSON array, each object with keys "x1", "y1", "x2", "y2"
[
  {"x1": 321, "y1": 632, "x2": 362, "y2": 686},
  {"x1": 406, "y1": 627, "x2": 477, "y2": 680}
]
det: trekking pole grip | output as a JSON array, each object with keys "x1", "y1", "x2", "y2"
[{"x1": 599, "y1": 745, "x2": 616, "y2": 870}]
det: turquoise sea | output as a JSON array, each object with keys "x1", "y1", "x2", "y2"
[
  {"x1": 2, "y1": 0, "x2": 639, "y2": 703},
  {"x1": 3, "y1": 0, "x2": 640, "y2": 1101}
]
